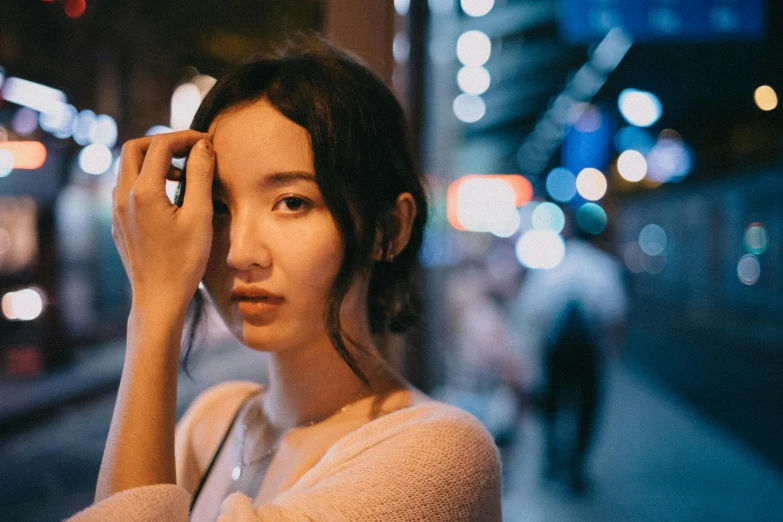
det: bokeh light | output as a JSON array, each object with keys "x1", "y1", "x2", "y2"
[
  {"x1": 617, "y1": 150, "x2": 647, "y2": 182},
  {"x1": 394, "y1": 0, "x2": 410, "y2": 15},
  {"x1": 170, "y1": 82, "x2": 202, "y2": 131},
  {"x1": 638, "y1": 223, "x2": 667, "y2": 256},
  {"x1": 456, "y1": 30, "x2": 491, "y2": 66},
  {"x1": 78, "y1": 144, "x2": 113, "y2": 175},
  {"x1": 623, "y1": 242, "x2": 645, "y2": 273},
  {"x1": 1, "y1": 288, "x2": 45, "y2": 321},
  {"x1": 90, "y1": 114, "x2": 118, "y2": 148},
  {"x1": 191, "y1": 74, "x2": 217, "y2": 99},
  {"x1": 642, "y1": 252, "x2": 667, "y2": 274},
  {"x1": 615, "y1": 126, "x2": 654, "y2": 155},
  {"x1": 754, "y1": 85, "x2": 778, "y2": 111},
  {"x1": 503, "y1": 174, "x2": 534, "y2": 207},
  {"x1": 491, "y1": 210, "x2": 521, "y2": 238},
  {"x1": 461, "y1": 0, "x2": 494, "y2": 17},
  {"x1": 618, "y1": 88, "x2": 663, "y2": 127},
  {"x1": 576, "y1": 203, "x2": 608, "y2": 234},
  {"x1": 0, "y1": 141, "x2": 47, "y2": 169},
  {"x1": 73, "y1": 109, "x2": 97, "y2": 146},
  {"x1": 12, "y1": 108, "x2": 39, "y2": 136},
  {"x1": 1, "y1": 77, "x2": 66, "y2": 114},
  {"x1": 452, "y1": 93, "x2": 486, "y2": 123},
  {"x1": 546, "y1": 167, "x2": 577, "y2": 203},
  {"x1": 646, "y1": 138, "x2": 693, "y2": 183},
  {"x1": 570, "y1": 103, "x2": 603, "y2": 133},
  {"x1": 744, "y1": 223, "x2": 768, "y2": 255},
  {"x1": 40, "y1": 102, "x2": 77, "y2": 139},
  {"x1": 517, "y1": 201, "x2": 539, "y2": 234},
  {"x1": 575, "y1": 168, "x2": 607, "y2": 201},
  {"x1": 0, "y1": 149, "x2": 14, "y2": 177},
  {"x1": 516, "y1": 230, "x2": 566, "y2": 269},
  {"x1": 145, "y1": 125, "x2": 174, "y2": 136},
  {"x1": 737, "y1": 254, "x2": 761, "y2": 285},
  {"x1": 531, "y1": 202, "x2": 565, "y2": 233},
  {"x1": 452, "y1": 176, "x2": 519, "y2": 236},
  {"x1": 457, "y1": 66, "x2": 491, "y2": 95},
  {"x1": 393, "y1": 33, "x2": 410, "y2": 64},
  {"x1": 65, "y1": 0, "x2": 87, "y2": 18}
]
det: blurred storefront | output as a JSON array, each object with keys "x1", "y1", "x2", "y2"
[{"x1": 417, "y1": 0, "x2": 783, "y2": 471}]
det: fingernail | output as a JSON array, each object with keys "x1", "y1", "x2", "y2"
[{"x1": 197, "y1": 139, "x2": 213, "y2": 155}]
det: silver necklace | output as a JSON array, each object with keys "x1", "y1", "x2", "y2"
[{"x1": 231, "y1": 386, "x2": 371, "y2": 482}]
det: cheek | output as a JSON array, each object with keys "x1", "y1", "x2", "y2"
[{"x1": 284, "y1": 225, "x2": 344, "y2": 295}]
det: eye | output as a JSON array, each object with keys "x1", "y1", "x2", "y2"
[{"x1": 278, "y1": 196, "x2": 308, "y2": 212}]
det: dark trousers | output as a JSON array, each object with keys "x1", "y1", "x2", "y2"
[{"x1": 542, "y1": 339, "x2": 601, "y2": 480}]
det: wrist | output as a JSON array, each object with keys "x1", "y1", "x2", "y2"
[
  {"x1": 127, "y1": 304, "x2": 188, "y2": 355},
  {"x1": 130, "y1": 292, "x2": 191, "y2": 325}
]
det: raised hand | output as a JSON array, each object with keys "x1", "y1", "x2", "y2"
[{"x1": 111, "y1": 130, "x2": 214, "y2": 320}]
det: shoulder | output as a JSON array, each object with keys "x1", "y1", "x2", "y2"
[
  {"x1": 382, "y1": 400, "x2": 497, "y2": 443},
  {"x1": 287, "y1": 400, "x2": 502, "y2": 520},
  {"x1": 398, "y1": 401, "x2": 500, "y2": 463},
  {"x1": 320, "y1": 399, "x2": 500, "y2": 480}
]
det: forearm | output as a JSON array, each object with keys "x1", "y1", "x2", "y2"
[{"x1": 95, "y1": 304, "x2": 186, "y2": 502}]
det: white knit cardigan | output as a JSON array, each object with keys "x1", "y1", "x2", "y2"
[{"x1": 67, "y1": 381, "x2": 502, "y2": 521}]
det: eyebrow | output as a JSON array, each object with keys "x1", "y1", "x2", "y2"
[{"x1": 212, "y1": 170, "x2": 317, "y2": 191}]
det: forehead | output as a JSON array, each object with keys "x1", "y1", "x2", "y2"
[{"x1": 208, "y1": 98, "x2": 315, "y2": 184}]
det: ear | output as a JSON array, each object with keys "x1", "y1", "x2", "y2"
[{"x1": 372, "y1": 193, "x2": 418, "y2": 262}]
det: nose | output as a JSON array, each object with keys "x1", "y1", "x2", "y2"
[{"x1": 226, "y1": 210, "x2": 272, "y2": 271}]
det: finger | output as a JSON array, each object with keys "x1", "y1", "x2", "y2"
[
  {"x1": 115, "y1": 131, "x2": 205, "y2": 207},
  {"x1": 116, "y1": 138, "x2": 148, "y2": 208},
  {"x1": 182, "y1": 139, "x2": 215, "y2": 213},
  {"x1": 136, "y1": 131, "x2": 210, "y2": 190}
]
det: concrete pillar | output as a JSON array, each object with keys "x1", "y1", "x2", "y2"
[{"x1": 323, "y1": 0, "x2": 395, "y2": 86}]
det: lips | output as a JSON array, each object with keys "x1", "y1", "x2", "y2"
[{"x1": 231, "y1": 287, "x2": 285, "y2": 317}]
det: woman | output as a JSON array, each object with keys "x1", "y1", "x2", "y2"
[{"x1": 68, "y1": 38, "x2": 501, "y2": 521}]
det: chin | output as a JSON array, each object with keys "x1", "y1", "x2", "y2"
[
  {"x1": 228, "y1": 320, "x2": 304, "y2": 354},
  {"x1": 230, "y1": 325, "x2": 285, "y2": 352}
]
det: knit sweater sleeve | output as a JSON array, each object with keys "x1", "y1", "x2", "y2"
[{"x1": 221, "y1": 403, "x2": 503, "y2": 522}]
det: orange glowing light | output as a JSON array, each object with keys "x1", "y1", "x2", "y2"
[
  {"x1": 447, "y1": 179, "x2": 467, "y2": 231},
  {"x1": 446, "y1": 174, "x2": 533, "y2": 232},
  {"x1": 0, "y1": 142, "x2": 47, "y2": 169},
  {"x1": 65, "y1": 0, "x2": 86, "y2": 18},
  {"x1": 494, "y1": 174, "x2": 534, "y2": 207}
]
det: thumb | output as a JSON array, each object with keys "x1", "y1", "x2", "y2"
[{"x1": 182, "y1": 138, "x2": 215, "y2": 212}]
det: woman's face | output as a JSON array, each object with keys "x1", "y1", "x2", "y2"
[{"x1": 202, "y1": 98, "x2": 346, "y2": 351}]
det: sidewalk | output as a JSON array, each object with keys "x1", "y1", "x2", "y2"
[
  {"x1": 0, "y1": 340, "x2": 126, "y2": 434},
  {"x1": 501, "y1": 362, "x2": 783, "y2": 521},
  {"x1": 0, "y1": 316, "x2": 264, "y2": 435},
  {"x1": 2, "y1": 342, "x2": 782, "y2": 521}
]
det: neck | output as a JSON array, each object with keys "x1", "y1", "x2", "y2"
[{"x1": 261, "y1": 322, "x2": 386, "y2": 431}]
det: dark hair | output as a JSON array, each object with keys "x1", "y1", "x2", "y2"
[{"x1": 177, "y1": 37, "x2": 428, "y2": 385}]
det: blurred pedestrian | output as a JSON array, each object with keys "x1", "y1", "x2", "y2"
[{"x1": 512, "y1": 231, "x2": 627, "y2": 493}]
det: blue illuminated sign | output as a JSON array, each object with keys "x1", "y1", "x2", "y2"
[{"x1": 559, "y1": 0, "x2": 766, "y2": 42}]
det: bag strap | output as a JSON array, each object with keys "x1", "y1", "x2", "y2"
[{"x1": 189, "y1": 389, "x2": 261, "y2": 513}]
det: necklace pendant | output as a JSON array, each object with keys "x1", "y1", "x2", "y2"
[{"x1": 231, "y1": 465, "x2": 242, "y2": 481}]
